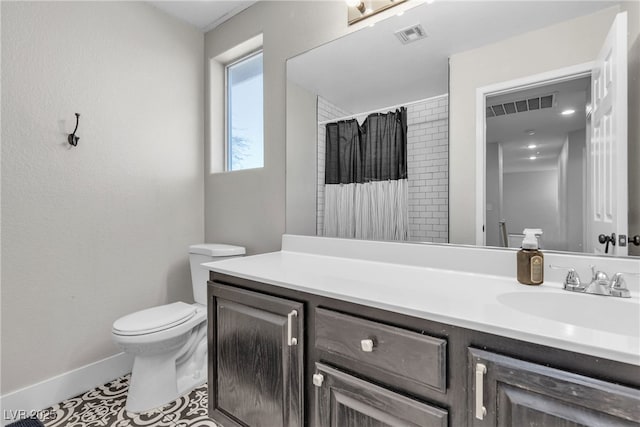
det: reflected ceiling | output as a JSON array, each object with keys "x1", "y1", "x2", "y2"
[
  {"x1": 487, "y1": 77, "x2": 590, "y2": 173},
  {"x1": 288, "y1": 1, "x2": 613, "y2": 114}
]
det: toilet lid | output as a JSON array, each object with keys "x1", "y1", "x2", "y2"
[{"x1": 112, "y1": 302, "x2": 197, "y2": 336}]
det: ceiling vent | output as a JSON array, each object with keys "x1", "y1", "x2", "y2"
[
  {"x1": 394, "y1": 24, "x2": 427, "y2": 44},
  {"x1": 487, "y1": 94, "x2": 555, "y2": 118}
]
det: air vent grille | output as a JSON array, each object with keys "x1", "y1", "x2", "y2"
[
  {"x1": 394, "y1": 24, "x2": 427, "y2": 44},
  {"x1": 487, "y1": 94, "x2": 555, "y2": 118}
]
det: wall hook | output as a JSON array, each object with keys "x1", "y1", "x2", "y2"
[{"x1": 68, "y1": 113, "x2": 80, "y2": 146}]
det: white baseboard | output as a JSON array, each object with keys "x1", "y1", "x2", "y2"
[{"x1": 0, "y1": 352, "x2": 133, "y2": 426}]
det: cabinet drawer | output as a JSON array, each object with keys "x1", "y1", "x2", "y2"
[{"x1": 315, "y1": 308, "x2": 447, "y2": 393}]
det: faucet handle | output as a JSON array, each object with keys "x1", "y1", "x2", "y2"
[
  {"x1": 549, "y1": 265, "x2": 583, "y2": 291},
  {"x1": 610, "y1": 272, "x2": 639, "y2": 298},
  {"x1": 590, "y1": 265, "x2": 610, "y2": 283}
]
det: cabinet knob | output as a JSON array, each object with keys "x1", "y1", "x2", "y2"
[
  {"x1": 360, "y1": 339, "x2": 375, "y2": 352},
  {"x1": 312, "y1": 373, "x2": 324, "y2": 387}
]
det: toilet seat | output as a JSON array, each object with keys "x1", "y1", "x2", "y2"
[{"x1": 112, "y1": 302, "x2": 196, "y2": 336}]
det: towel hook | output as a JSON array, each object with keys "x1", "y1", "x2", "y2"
[{"x1": 68, "y1": 113, "x2": 80, "y2": 147}]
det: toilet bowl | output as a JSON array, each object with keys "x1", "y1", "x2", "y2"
[{"x1": 112, "y1": 243, "x2": 245, "y2": 413}]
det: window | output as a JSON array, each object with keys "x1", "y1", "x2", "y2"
[{"x1": 226, "y1": 51, "x2": 264, "y2": 171}]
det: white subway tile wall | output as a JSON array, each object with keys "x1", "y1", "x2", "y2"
[
  {"x1": 406, "y1": 95, "x2": 449, "y2": 243},
  {"x1": 316, "y1": 96, "x2": 449, "y2": 242}
]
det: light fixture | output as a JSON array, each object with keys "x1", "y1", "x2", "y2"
[
  {"x1": 525, "y1": 129, "x2": 535, "y2": 136},
  {"x1": 529, "y1": 156, "x2": 537, "y2": 160},
  {"x1": 347, "y1": 0, "x2": 366, "y2": 14},
  {"x1": 527, "y1": 144, "x2": 537, "y2": 149},
  {"x1": 346, "y1": 0, "x2": 407, "y2": 25},
  {"x1": 561, "y1": 109, "x2": 575, "y2": 116}
]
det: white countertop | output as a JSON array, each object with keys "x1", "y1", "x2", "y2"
[{"x1": 203, "y1": 235, "x2": 640, "y2": 366}]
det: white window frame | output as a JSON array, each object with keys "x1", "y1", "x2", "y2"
[
  {"x1": 208, "y1": 33, "x2": 263, "y2": 174},
  {"x1": 224, "y1": 49, "x2": 264, "y2": 172}
]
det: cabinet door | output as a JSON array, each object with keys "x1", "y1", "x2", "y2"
[
  {"x1": 210, "y1": 283, "x2": 304, "y2": 427},
  {"x1": 469, "y1": 348, "x2": 640, "y2": 427},
  {"x1": 313, "y1": 362, "x2": 448, "y2": 427}
]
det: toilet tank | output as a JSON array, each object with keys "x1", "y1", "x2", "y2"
[{"x1": 189, "y1": 244, "x2": 245, "y2": 305}]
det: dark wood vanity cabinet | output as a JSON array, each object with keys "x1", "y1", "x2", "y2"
[
  {"x1": 208, "y1": 273, "x2": 640, "y2": 427},
  {"x1": 468, "y1": 348, "x2": 640, "y2": 427},
  {"x1": 207, "y1": 283, "x2": 304, "y2": 427}
]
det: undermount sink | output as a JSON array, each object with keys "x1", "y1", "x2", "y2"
[{"x1": 497, "y1": 291, "x2": 640, "y2": 337}]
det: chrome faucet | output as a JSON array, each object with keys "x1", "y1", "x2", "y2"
[{"x1": 549, "y1": 265, "x2": 634, "y2": 298}]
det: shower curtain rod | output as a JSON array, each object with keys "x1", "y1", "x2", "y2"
[{"x1": 317, "y1": 93, "x2": 448, "y2": 125}]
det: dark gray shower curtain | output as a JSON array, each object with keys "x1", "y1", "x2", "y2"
[
  {"x1": 325, "y1": 108, "x2": 407, "y2": 184},
  {"x1": 325, "y1": 119, "x2": 361, "y2": 184},
  {"x1": 361, "y1": 109, "x2": 408, "y2": 182}
]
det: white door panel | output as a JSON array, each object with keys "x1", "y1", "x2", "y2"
[{"x1": 588, "y1": 11, "x2": 628, "y2": 256}]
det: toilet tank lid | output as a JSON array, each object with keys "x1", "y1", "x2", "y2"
[{"x1": 189, "y1": 243, "x2": 245, "y2": 257}]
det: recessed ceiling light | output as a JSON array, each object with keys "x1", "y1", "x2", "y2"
[
  {"x1": 527, "y1": 144, "x2": 537, "y2": 149},
  {"x1": 561, "y1": 109, "x2": 575, "y2": 116},
  {"x1": 525, "y1": 129, "x2": 535, "y2": 136},
  {"x1": 529, "y1": 156, "x2": 537, "y2": 160}
]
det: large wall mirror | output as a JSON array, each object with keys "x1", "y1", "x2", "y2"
[{"x1": 285, "y1": 0, "x2": 639, "y2": 258}]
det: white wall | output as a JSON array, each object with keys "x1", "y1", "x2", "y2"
[
  {"x1": 503, "y1": 170, "x2": 560, "y2": 250},
  {"x1": 285, "y1": 81, "x2": 318, "y2": 237},
  {"x1": 485, "y1": 143, "x2": 501, "y2": 247},
  {"x1": 449, "y1": 7, "x2": 619, "y2": 245},
  {"x1": 567, "y1": 129, "x2": 586, "y2": 252},
  {"x1": 1, "y1": 1, "x2": 204, "y2": 396},
  {"x1": 557, "y1": 137, "x2": 569, "y2": 251}
]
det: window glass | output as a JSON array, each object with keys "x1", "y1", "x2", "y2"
[{"x1": 227, "y1": 51, "x2": 264, "y2": 171}]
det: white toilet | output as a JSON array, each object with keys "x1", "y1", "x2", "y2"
[{"x1": 112, "y1": 243, "x2": 245, "y2": 413}]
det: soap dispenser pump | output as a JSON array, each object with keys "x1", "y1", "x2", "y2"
[{"x1": 517, "y1": 229, "x2": 544, "y2": 285}]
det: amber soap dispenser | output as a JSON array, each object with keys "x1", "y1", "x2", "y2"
[{"x1": 517, "y1": 229, "x2": 544, "y2": 285}]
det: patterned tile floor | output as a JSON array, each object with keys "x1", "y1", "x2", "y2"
[{"x1": 39, "y1": 375, "x2": 219, "y2": 427}]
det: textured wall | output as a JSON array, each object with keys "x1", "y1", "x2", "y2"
[{"x1": 1, "y1": 2, "x2": 204, "y2": 393}]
